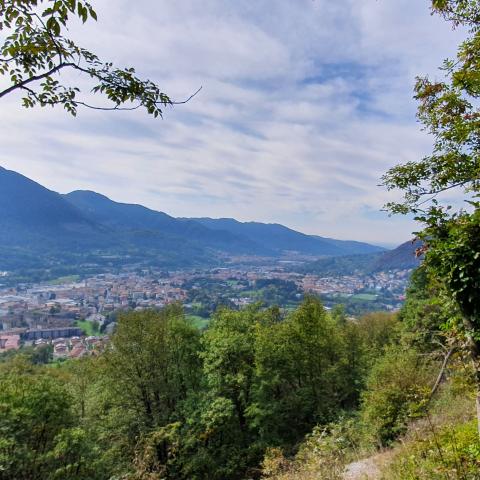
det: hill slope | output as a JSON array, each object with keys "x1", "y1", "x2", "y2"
[
  {"x1": 64, "y1": 191, "x2": 270, "y2": 256},
  {"x1": 190, "y1": 217, "x2": 385, "y2": 256},
  {"x1": 0, "y1": 166, "x2": 105, "y2": 249},
  {"x1": 296, "y1": 239, "x2": 422, "y2": 276}
]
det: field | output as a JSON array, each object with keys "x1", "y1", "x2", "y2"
[
  {"x1": 352, "y1": 293, "x2": 378, "y2": 301},
  {"x1": 75, "y1": 320, "x2": 98, "y2": 336},
  {"x1": 334, "y1": 292, "x2": 378, "y2": 302},
  {"x1": 49, "y1": 275, "x2": 81, "y2": 285}
]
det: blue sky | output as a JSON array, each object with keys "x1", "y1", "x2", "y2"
[{"x1": 0, "y1": 0, "x2": 465, "y2": 246}]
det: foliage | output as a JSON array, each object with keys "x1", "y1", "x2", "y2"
[
  {"x1": 399, "y1": 267, "x2": 457, "y2": 351},
  {"x1": 359, "y1": 345, "x2": 436, "y2": 447},
  {"x1": 104, "y1": 304, "x2": 202, "y2": 432},
  {"x1": 0, "y1": 358, "x2": 100, "y2": 480},
  {"x1": 425, "y1": 210, "x2": 480, "y2": 330},
  {"x1": 0, "y1": 0, "x2": 172, "y2": 116},
  {"x1": 253, "y1": 298, "x2": 346, "y2": 439},
  {"x1": 382, "y1": 0, "x2": 480, "y2": 218},
  {"x1": 382, "y1": 0, "x2": 480, "y2": 435},
  {"x1": 75, "y1": 319, "x2": 99, "y2": 336},
  {"x1": 0, "y1": 343, "x2": 53, "y2": 364},
  {"x1": 0, "y1": 294, "x2": 458, "y2": 479},
  {"x1": 260, "y1": 422, "x2": 355, "y2": 480},
  {"x1": 383, "y1": 420, "x2": 480, "y2": 480}
]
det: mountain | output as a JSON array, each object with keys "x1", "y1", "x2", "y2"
[
  {"x1": 0, "y1": 166, "x2": 106, "y2": 250},
  {"x1": 64, "y1": 191, "x2": 270, "y2": 256},
  {"x1": 0, "y1": 168, "x2": 209, "y2": 272},
  {"x1": 296, "y1": 239, "x2": 422, "y2": 276},
  {"x1": 372, "y1": 239, "x2": 423, "y2": 272},
  {"x1": 0, "y1": 166, "x2": 387, "y2": 279},
  {"x1": 190, "y1": 217, "x2": 385, "y2": 257}
]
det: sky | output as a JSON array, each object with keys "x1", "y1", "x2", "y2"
[{"x1": 0, "y1": 0, "x2": 466, "y2": 246}]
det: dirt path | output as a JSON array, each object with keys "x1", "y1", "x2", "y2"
[
  {"x1": 343, "y1": 457, "x2": 381, "y2": 480},
  {"x1": 343, "y1": 451, "x2": 394, "y2": 480}
]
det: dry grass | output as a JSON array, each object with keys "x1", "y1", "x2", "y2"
[{"x1": 262, "y1": 370, "x2": 477, "y2": 480}]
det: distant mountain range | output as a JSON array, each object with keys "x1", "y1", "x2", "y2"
[
  {"x1": 0, "y1": 165, "x2": 403, "y2": 280},
  {"x1": 190, "y1": 218, "x2": 383, "y2": 257}
]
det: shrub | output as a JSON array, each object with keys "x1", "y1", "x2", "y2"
[
  {"x1": 383, "y1": 420, "x2": 480, "y2": 480},
  {"x1": 359, "y1": 346, "x2": 435, "y2": 447}
]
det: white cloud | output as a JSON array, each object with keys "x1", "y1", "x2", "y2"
[{"x1": 0, "y1": 0, "x2": 466, "y2": 244}]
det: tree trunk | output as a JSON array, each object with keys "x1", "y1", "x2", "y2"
[{"x1": 463, "y1": 316, "x2": 480, "y2": 438}]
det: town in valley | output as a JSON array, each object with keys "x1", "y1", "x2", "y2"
[{"x1": 0, "y1": 262, "x2": 411, "y2": 358}]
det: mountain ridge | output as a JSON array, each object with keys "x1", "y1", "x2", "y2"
[
  {"x1": 0, "y1": 166, "x2": 388, "y2": 277},
  {"x1": 189, "y1": 217, "x2": 384, "y2": 256},
  {"x1": 294, "y1": 239, "x2": 422, "y2": 276}
]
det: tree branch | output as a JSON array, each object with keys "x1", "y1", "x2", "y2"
[
  {"x1": 33, "y1": 12, "x2": 65, "y2": 65},
  {"x1": 0, "y1": 62, "x2": 76, "y2": 98},
  {"x1": 414, "y1": 180, "x2": 474, "y2": 208},
  {"x1": 169, "y1": 86, "x2": 202, "y2": 105},
  {"x1": 429, "y1": 347, "x2": 455, "y2": 400}
]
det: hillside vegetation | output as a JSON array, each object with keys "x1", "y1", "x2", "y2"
[
  {"x1": 262, "y1": 269, "x2": 480, "y2": 480},
  {"x1": 1, "y1": 265, "x2": 478, "y2": 479},
  {"x1": 294, "y1": 239, "x2": 422, "y2": 277}
]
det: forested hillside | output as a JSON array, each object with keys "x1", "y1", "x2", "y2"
[
  {"x1": 295, "y1": 239, "x2": 422, "y2": 276},
  {"x1": 0, "y1": 166, "x2": 384, "y2": 281},
  {"x1": 1, "y1": 266, "x2": 478, "y2": 479}
]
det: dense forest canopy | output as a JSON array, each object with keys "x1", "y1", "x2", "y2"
[{"x1": 0, "y1": 299, "x2": 405, "y2": 479}]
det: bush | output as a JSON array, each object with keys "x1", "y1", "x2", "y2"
[
  {"x1": 383, "y1": 420, "x2": 480, "y2": 480},
  {"x1": 359, "y1": 346, "x2": 436, "y2": 447},
  {"x1": 261, "y1": 418, "x2": 359, "y2": 480}
]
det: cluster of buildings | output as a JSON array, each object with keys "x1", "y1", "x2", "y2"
[
  {"x1": 0, "y1": 273, "x2": 188, "y2": 332},
  {"x1": 0, "y1": 329, "x2": 108, "y2": 358},
  {"x1": 300, "y1": 270, "x2": 410, "y2": 296},
  {"x1": 0, "y1": 264, "x2": 412, "y2": 356},
  {"x1": 49, "y1": 335, "x2": 108, "y2": 359}
]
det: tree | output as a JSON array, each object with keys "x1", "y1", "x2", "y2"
[
  {"x1": 184, "y1": 305, "x2": 264, "y2": 480},
  {"x1": 381, "y1": 0, "x2": 480, "y2": 434},
  {"x1": 359, "y1": 345, "x2": 435, "y2": 447},
  {"x1": 0, "y1": 0, "x2": 182, "y2": 116},
  {"x1": 251, "y1": 297, "x2": 348, "y2": 445},
  {"x1": 0, "y1": 358, "x2": 98, "y2": 480},
  {"x1": 105, "y1": 306, "x2": 201, "y2": 432}
]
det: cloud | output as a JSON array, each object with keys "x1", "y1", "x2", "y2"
[{"x1": 0, "y1": 0, "x2": 466, "y2": 244}]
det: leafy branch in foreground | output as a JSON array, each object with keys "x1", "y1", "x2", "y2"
[
  {"x1": 382, "y1": 0, "x2": 480, "y2": 436},
  {"x1": 0, "y1": 0, "x2": 193, "y2": 116}
]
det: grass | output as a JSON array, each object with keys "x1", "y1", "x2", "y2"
[
  {"x1": 332, "y1": 293, "x2": 378, "y2": 302},
  {"x1": 382, "y1": 420, "x2": 480, "y2": 479},
  {"x1": 352, "y1": 293, "x2": 378, "y2": 301},
  {"x1": 75, "y1": 320, "x2": 98, "y2": 336},
  {"x1": 49, "y1": 275, "x2": 80, "y2": 285},
  {"x1": 374, "y1": 368, "x2": 478, "y2": 479}
]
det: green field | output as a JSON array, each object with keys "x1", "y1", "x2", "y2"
[
  {"x1": 334, "y1": 293, "x2": 378, "y2": 302},
  {"x1": 352, "y1": 293, "x2": 378, "y2": 301},
  {"x1": 49, "y1": 275, "x2": 80, "y2": 285},
  {"x1": 75, "y1": 320, "x2": 98, "y2": 336}
]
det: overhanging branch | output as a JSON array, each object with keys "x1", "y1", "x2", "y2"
[{"x1": 0, "y1": 61, "x2": 76, "y2": 98}]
